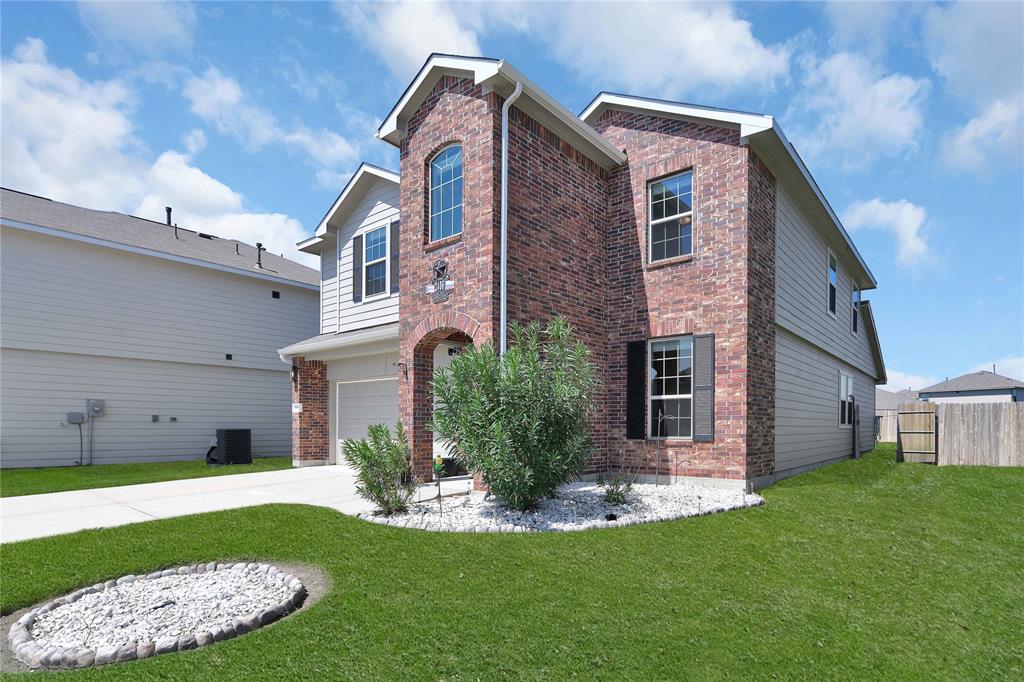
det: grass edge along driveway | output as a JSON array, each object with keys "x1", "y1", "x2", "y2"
[
  {"x1": 0, "y1": 457, "x2": 292, "y2": 497},
  {"x1": 2, "y1": 444, "x2": 1022, "y2": 679}
]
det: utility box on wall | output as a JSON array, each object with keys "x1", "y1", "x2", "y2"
[{"x1": 86, "y1": 399, "x2": 105, "y2": 418}]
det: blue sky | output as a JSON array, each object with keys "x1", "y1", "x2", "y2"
[{"x1": 2, "y1": 1, "x2": 1022, "y2": 387}]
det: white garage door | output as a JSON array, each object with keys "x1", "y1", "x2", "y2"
[{"x1": 336, "y1": 378, "x2": 399, "y2": 447}]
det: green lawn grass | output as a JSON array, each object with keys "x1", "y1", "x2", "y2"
[
  {"x1": 2, "y1": 444, "x2": 1021, "y2": 679},
  {"x1": 0, "y1": 457, "x2": 292, "y2": 497}
]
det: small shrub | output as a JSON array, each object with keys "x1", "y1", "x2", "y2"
[
  {"x1": 341, "y1": 422, "x2": 416, "y2": 515},
  {"x1": 431, "y1": 317, "x2": 597, "y2": 511},
  {"x1": 596, "y1": 471, "x2": 634, "y2": 506}
]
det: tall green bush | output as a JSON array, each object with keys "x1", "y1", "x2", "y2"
[
  {"x1": 341, "y1": 422, "x2": 416, "y2": 515},
  {"x1": 431, "y1": 317, "x2": 597, "y2": 511}
]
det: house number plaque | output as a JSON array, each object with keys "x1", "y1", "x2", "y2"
[{"x1": 427, "y1": 258, "x2": 453, "y2": 303}]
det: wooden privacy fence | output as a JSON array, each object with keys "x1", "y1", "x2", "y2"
[
  {"x1": 897, "y1": 401, "x2": 1023, "y2": 467},
  {"x1": 876, "y1": 409, "x2": 898, "y2": 443}
]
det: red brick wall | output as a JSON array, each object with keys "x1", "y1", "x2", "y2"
[
  {"x1": 397, "y1": 76, "x2": 502, "y2": 476},
  {"x1": 504, "y1": 106, "x2": 611, "y2": 472},
  {"x1": 291, "y1": 357, "x2": 328, "y2": 466},
  {"x1": 592, "y1": 110, "x2": 777, "y2": 482}
]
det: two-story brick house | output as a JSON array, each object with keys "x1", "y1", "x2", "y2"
[{"x1": 279, "y1": 55, "x2": 886, "y2": 490}]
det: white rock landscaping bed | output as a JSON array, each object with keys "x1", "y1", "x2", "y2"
[
  {"x1": 360, "y1": 480, "x2": 763, "y2": 532},
  {"x1": 8, "y1": 562, "x2": 306, "y2": 671}
]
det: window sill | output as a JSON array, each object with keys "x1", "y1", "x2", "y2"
[
  {"x1": 645, "y1": 254, "x2": 694, "y2": 271},
  {"x1": 646, "y1": 437, "x2": 693, "y2": 443},
  {"x1": 361, "y1": 291, "x2": 395, "y2": 305},
  {"x1": 425, "y1": 233, "x2": 463, "y2": 252}
]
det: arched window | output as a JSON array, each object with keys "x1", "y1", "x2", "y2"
[{"x1": 429, "y1": 145, "x2": 463, "y2": 241}]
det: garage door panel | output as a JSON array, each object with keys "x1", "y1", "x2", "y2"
[{"x1": 336, "y1": 379, "x2": 398, "y2": 442}]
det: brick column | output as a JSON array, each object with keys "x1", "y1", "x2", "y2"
[{"x1": 291, "y1": 357, "x2": 329, "y2": 467}]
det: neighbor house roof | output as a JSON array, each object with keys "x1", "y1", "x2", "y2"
[
  {"x1": 876, "y1": 388, "x2": 917, "y2": 410},
  {"x1": 919, "y1": 371, "x2": 1024, "y2": 394},
  {"x1": 1, "y1": 188, "x2": 318, "y2": 288},
  {"x1": 377, "y1": 54, "x2": 627, "y2": 170},
  {"x1": 298, "y1": 163, "x2": 400, "y2": 254},
  {"x1": 580, "y1": 92, "x2": 877, "y2": 291}
]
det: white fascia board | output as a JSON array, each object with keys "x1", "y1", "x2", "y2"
[
  {"x1": 278, "y1": 323, "x2": 400, "y2": 362},
  {"x1": 312, "y1": 163, "x2": 400, "y2": 239},
  {"x1": 297, "y1": 235, "x2": 325, "y2": 254},
  {"x1": 2, "y1": 218, "x2": 319, "y2": 291},
  {"x1": 377, "y1": 55, "x2": 502, "y2": 146},
  {"x1": 375, "y1": 54, "x2": 625, "y2": 169},
  {"x1": 580, "y1": 93, "x2": 774, "y2": 138}
]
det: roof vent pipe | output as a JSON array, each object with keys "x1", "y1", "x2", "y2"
[
  {"x1": 256, "y1": 242, "x2": 264, "y2": 269},
  {"x1": 499, "y1": 81, "x2": 524, "y2": 356},
  {"x1": 165, "y1": 206, "x2": 172, "y2": 225}
]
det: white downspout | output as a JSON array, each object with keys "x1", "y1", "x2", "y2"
[{"x1": 499, "y1": 81, "x2": 524, "y2": 355}]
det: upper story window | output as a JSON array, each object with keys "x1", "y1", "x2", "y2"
[
  {"x1": 851, "y1": 285, "x2": 860, "y2": 334},
  {"x1": 649, "y1": 336, "x2": 693, "y2": 438},
  {"x1": 364, "y1": 225, "x2": 388, "y2": 298},
  {"x1": 827, "y1": 250, "x2": 838, "y2": 315},
  {"x1": 649, "y1": 171, "x2": 693, "y2": 262},
  {"x1": 839, "y1": 371, "x2": 854, "y2": 427},
  {"x1": 430, "y1": 145, "x2": 463, "y2": 242}
]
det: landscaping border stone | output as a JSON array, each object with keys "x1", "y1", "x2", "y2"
[{"x1": 7, "y1": 562, "x2": 307, "y2": 671}]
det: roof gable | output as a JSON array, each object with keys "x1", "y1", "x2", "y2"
[
  {"x1": 376, "y1": 54, "x2": 626, "y2": 170},
  {"x1": 300, "y1": 163, "x2": 399, "y2": 253},
  {"x1": 581, "y1": 92, "x2": 877, "y2": 290}
]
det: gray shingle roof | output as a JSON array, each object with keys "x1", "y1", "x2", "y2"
[
  {"x1": 876, "y1": 388, "x2": 917, "y2": 410},
  {"x1": 0, "y1": 188, "x2": 318, "y2": 287},
  {"x1": 919, "y1": 371, "x2": 1024, "y2": 393}
]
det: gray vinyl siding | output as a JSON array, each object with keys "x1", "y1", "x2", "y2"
[
  {"x1": 1, "y1": 229, "x2": 317, "y2": 372},
  {"x1": 0, "y1": 227, "x2": 317, "y2": 467},
  {"x1": 1, "y1": 349, "x2": 292, "y2": 467},
  {"x1": 775, "y1": 185, "x2": 877, "y2": 379},
  {"x1": 775, "y1": 330, "x2": 875, "y2": 475},
  {"x1": 320, "y1": 181, "x2": 399, "y2": 334}
]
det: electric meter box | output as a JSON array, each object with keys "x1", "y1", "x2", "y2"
[{"x1": 86, "y1": 399, "x2": 105, "y2": 417}]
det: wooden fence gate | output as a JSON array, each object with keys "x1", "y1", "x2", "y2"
[{"x1": 897, "y1": 401, "x2": 936, "y2": 463}]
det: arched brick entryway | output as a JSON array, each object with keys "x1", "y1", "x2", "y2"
[{"x1": 400, "y1": 312, "x2": 484, "y2": 478}]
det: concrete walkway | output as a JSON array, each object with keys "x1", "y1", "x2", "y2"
[{"x1": 1, "y1": 466, "x2": 473, "y2": 544}]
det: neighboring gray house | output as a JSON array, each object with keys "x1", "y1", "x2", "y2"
[
  {"x1": 876, "y1": 388, "x2": 917, "y2": 411},
  {"x1": 918, "y1": 371, "x2": 1024, "y2": 403},
  {"x1": 0, "y1": 188, "x2": 319, "y2": 467}
]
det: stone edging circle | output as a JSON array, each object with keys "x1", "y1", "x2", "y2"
[
  {"x1": 7, "y1": 562, "x2": 306, "y2": 671},
  {"x1": 355, "y1": 497, "x2": 764, "y2": 533}
]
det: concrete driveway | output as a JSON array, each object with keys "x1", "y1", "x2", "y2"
[{"x1": 1, "y1": 466, "x2": 472, "y2": 543}]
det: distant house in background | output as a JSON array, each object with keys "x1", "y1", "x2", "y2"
[
  {"x1": 918, "y1": 371, "x2": 1024, "y2": 404},
  {"x1": 0, "y1": 188, "x2": 319, "y2": 468},
  {"x1": 876, "y1": 388, "x2": 917, "y2": 411}
]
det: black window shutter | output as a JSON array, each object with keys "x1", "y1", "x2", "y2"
[
  {"x1": 351, "y1": 234, "x2": 363, "y2": 303},
  {"x1": 626, "y1": 341, "x2": 646, "y2": 439},
  {"x1": 390, "y1": 220, "x2": 400, "y2": 294},
  {"x1": 692, "y1": 333, "x2": 715, "y2": 442}
]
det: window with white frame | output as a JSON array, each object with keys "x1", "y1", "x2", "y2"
[
  {"x1": 851, "y1": 285, "x2": 860, "y2": 333},
  {"x1": 827, "y1": 250, "x2": 838, "y2": 315},
  {"x1": 839, "y1": 371, "x2": 854, "y2": 426},
  {"x1": 429, "y1": 145, "x2": 463, "y2": 242},
  {"x1": 649, "y1": 171, "x2": 693, "y2": 262},
  {"x1": 363, "y1": 225, "x2": 387, "y2": 298},
  {"x1": 649, "y1": 336, "x2": 693, "y2": 438}
]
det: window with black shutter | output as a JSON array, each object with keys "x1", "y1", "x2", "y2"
[
  {"x1": 390, "y1": 219, "x2": 400, "y2": 293},
  {"x1": 626, "y1": 341, "x2": 646, "y2": 439},
  {"x1": 351, "y1": 233, "x2": 363, "y2": 303}
]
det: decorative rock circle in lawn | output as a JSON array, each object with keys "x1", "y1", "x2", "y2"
[
  {"x1": 358, "y1": 480, "x2": 764, "y2": 532},
  {"x1": 8, "y1": 562, "x2": 306, "y2": 671}
]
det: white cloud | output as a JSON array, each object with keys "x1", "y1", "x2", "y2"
[
  {"x1": 790, "y1": 52, "x2": 929, "y2": 168},
  {"x1": 1, "y1": 38, "x2": 315, "y2": 267},
  {"x1": 923, "y1": 1, "x2": 1023, "y2": 171},
  {"x1": 182, "y1": 128, "x2": 207, "y2": 154},
  {"x1": 0, "y1": 37, "x2": 146, "y2": 211},
  {"x1": 529, "y1": 2, "x2": 790, "y2": 97},
  {"x1": 880, "y1": 370, "x2": 939, "y2": 392},
  {"x1": 182, "y1": 67, "x2": 359, "y2": 174},
  {"x1": 842, "y1": 198, "x2": 929, "y2": 266},
  {"x1": 336, "y1": 1, "x2": 788, "y2": 96},
  {"x1": 942, "y1": 96, "x2": 1023, "y2": 172},
  {"x1": 77, "y1": 0, "x2": 196, "y2": 58},
  {"x1": 970, "y1": 356, "x2": 1024, "y2": 382},
  {"x1": 923, "y1": 1, "x2": 1023, "y2": 104},
  {"x1": 822, "y1": 1, "x2": 905, "y2": 59},
  {"x1": 337, "y1": 1, "x2": 481, "y2": 80}
]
